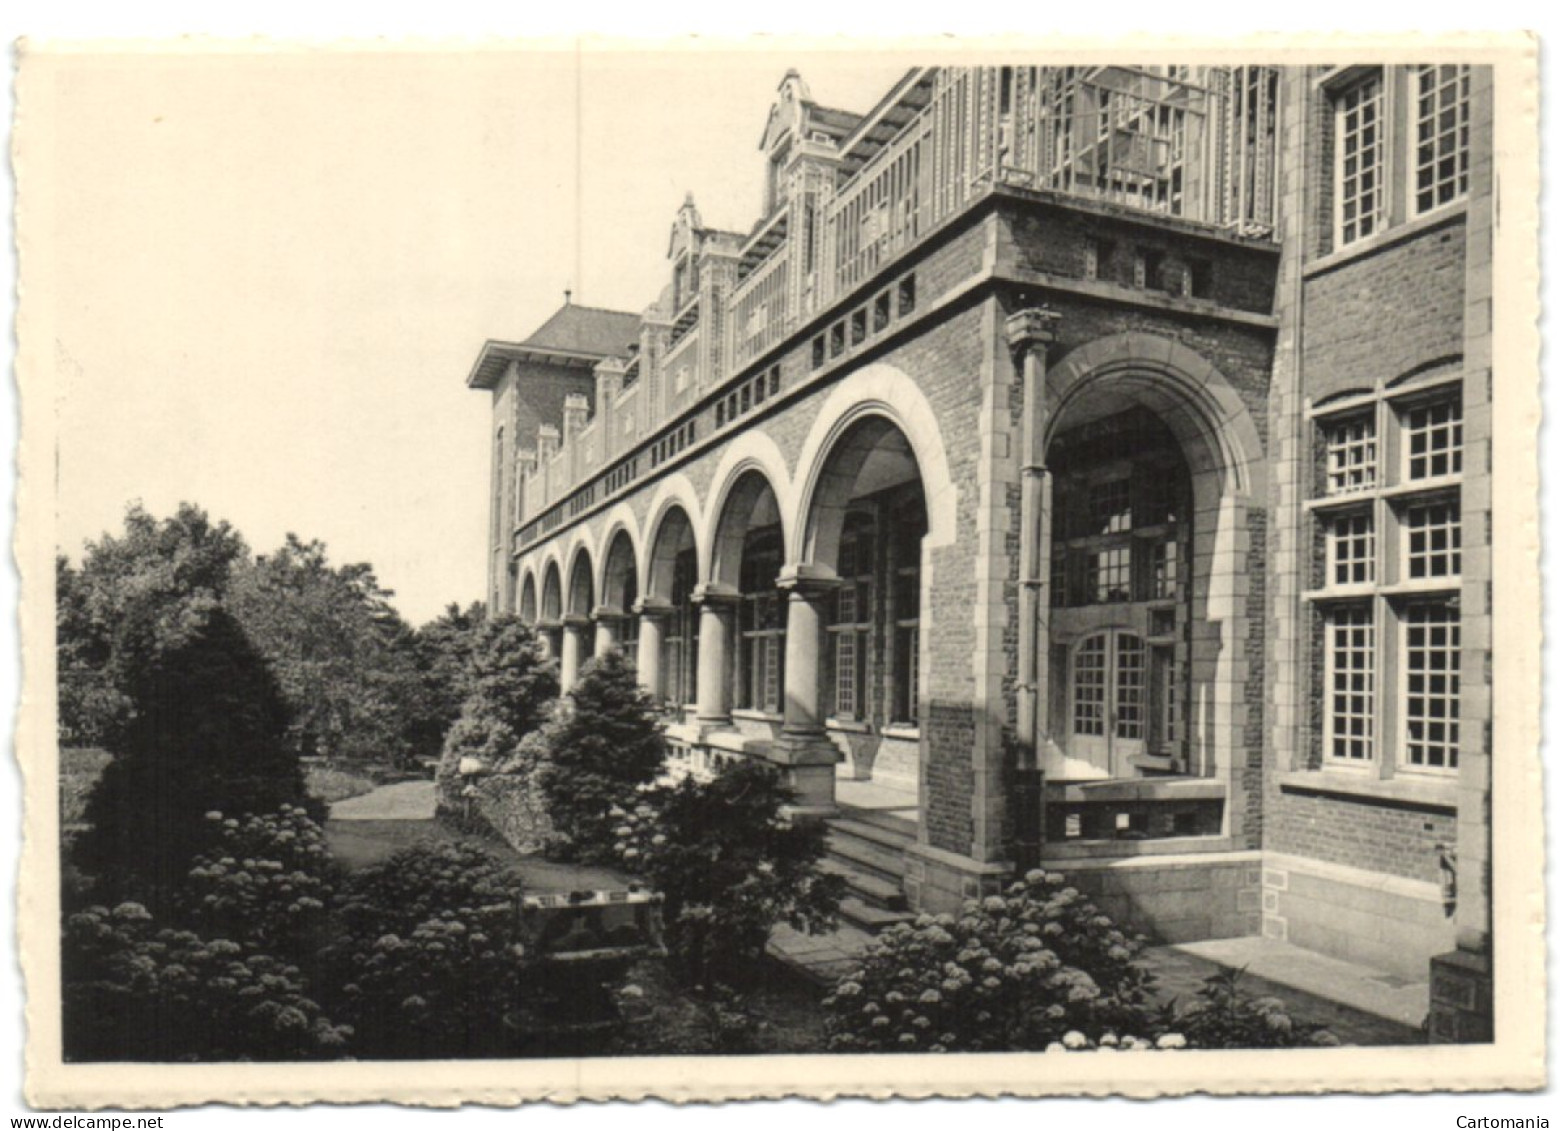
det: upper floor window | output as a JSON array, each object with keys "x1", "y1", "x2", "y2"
[
  {"x1": 1324, "y1": 414, "x2": 1377, "y2": 495},
  {"x1": 1328, "y1": 64, "x2": 1475, "y2": 251},
  {"x1": 1414, "y1": 65, "x2": 1472, "y2": 216},
  {"x1": 1403, "y1": 396, "x2": 1464, "y2": 480},
  {"x1": 1335, "y1": 75, "x2": 1386, "y2": 246}
]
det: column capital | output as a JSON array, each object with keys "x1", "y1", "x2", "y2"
[
  {"x1": 776, "y1": 562, "x2": 841, "y2": 597},
  {"x1": 1004, "y1": 306, "x2": 1063, "y2": 355},
  {"x1": 632, "y1": 597, "x2": 676, "y2": 619},
  {"x1": 535, "y1": 618, "x2": 562, "y2": 632},
  {"x1": 691, "y1": 581, "x2": 741, "y2": 607},
  {"x1": 591, "y1": 604, "x2": 629, "y2": 622},
  {"x1": 561, "y1": 613, "x2": 593, "y2": 629}
]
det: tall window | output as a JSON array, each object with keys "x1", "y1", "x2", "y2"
[
  {"x1": 1310, "y1": 385, "x2": 1464, "y2": 778},
  {"x1": 1403, "y1": 603, "x2": 1461, "y2": 770},
  {"x1": 1326, "y1": 605, "x2": 1375, "y2": 762},
  {"x1": 1328, "y1": 64, "x2": 1475, "y2": 250},
  {"x1": 1335, "y1": 75, "x2": 1385, "y2": 246},
  {"x1": 1414, "y1": 65, "x2": 1472, "y2": 215},
  {"x1": 738, "y1": 530, "x2": 785, "y2": 713},
  {"x1": 829, "y1": 514, "x2": 874, "y2": 720},
  {"x1": 664, "y1": 549, "x2": 699, "y2": 708},
  {"x1": 891, "y1": 500, "x2": 926, "y2": 725}
]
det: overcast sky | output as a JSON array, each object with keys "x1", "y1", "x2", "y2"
[{"x1": 45, "y1": 47, "x2": 907, "y2": 624}]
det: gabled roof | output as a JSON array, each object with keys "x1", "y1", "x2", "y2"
[{"x1": 467, "y1": 303, "x2": 642, "y2": 390}]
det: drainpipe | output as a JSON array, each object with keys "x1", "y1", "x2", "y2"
[{"x1": 1005, "y1": 307, "x2": 1061, "y2": 873}]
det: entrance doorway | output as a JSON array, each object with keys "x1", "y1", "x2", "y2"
[{"x1": 1069, "y1": 629, "x2": 1147, "y2": 778}]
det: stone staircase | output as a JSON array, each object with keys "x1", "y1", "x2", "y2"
[{"x1": 822, "y1": 807, "x2": 918, "y2": 933}]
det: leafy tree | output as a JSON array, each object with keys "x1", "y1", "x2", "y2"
[
  {"x1": 72, "y1": 607, "x2": 311, "y2": 913},
  {"x1": 435, "y1": 617, "x2": 557, "y2": 813},
  {"x1": 399, "y1": 601, "x2": 487, "y2": 762},
  {"x1": 227, "y1": 535, "x2": 422, "y2": 764},
  {"x1": 536, "y1": 650, "x2": 664, "y2": 859},
  {"x1": 611, "y1": 759, "x2": 844, "y2": 987},
  {"x1": 57, "y1": 502, "x2": 249, "y2": 747}
]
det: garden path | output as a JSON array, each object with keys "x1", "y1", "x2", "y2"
[{"x1": 326, "y1": 779, "x2": 436, "y2": 821}]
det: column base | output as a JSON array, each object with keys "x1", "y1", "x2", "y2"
[
  {"x1": 766, "y1": 733, "x2": 841, "y2": 812},
  {"x1": 1427, "y1": 946, "x2": 1493, "y2": 1043},
  {"x1": 903, "y1": 842, "x2": 1014, "y2": 914}
]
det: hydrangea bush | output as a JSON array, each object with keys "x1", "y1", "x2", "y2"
[
  {"x1": 824, "y1": 870, "x2": 1158, "y2": 1053},
  {"x1": 1169, "y1": 966, "x2": 1340, "y2": 1048},
  {"x1": 180, "y1": 805, "x2": 337, "y2": 961},
  {"x1": 62, "y1": 901, "x2": 349, "y2": 1062},
  {"x1": 324, "y1": 841, "x2": 535, "y2": 1058}
]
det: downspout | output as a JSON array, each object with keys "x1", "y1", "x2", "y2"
[{"x1": 1006, "y1": 307, "x2": 1061, "y2": 873}]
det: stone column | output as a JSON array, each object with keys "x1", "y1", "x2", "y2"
[
  {"x1": 559, "y1": 614, "x2": 591, "y2": 694},
  {"x1": 592, "y1": 605, "x2": 625, "y2": 659},
  {"x1": 692, "y1": 582, "x2": 739, "y2": 730},
  {"x1": 773, "y1": 564, "x2": 842, "y2": 814},
  {"x1": 1005, "y1": 307, "x2": 1062, "y2": 870},
  {"x1": 536, "y1": 622, "x2": 560, "y2": 662},
  {"x1": 634, "y1": 599, "x2": 673, "y2": 703}
]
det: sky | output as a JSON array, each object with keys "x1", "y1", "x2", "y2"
[{"x1": 43, "y1": 47, "x2": 907, "y2": 624}]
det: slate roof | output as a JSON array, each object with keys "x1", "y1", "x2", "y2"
[{"x1": 467, "y1": 302, "x2": 641, "y2": 389}]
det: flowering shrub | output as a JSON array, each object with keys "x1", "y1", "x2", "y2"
[
  {"x1": 180, "y1": 805, "x2": 337, "y2": 961},
  {"x1": 1169, "y1": 966, "x2": 1340, "y2": 1048},
  {"x1": 611, "y1": 759, "x2": 844, "y2": 987},
  {"x1": 1040, "y1": 1029, "x2": 1188, "y2": 1052},
  {"x1": 62, "y1": 901, "x2": 349, "y2": 1062},
  {"x1": 324, "y1": 841, "x2": 535, "y2": 1058},
  {"x1": 823, "y1": 870, "x2": 1157, "y2": 1053}
]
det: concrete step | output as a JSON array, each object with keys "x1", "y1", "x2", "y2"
[
  {"x1": 825, "y1": 829, "x2": 908, "y2": 885},
  {"x1": 826, "y1": 816, "x2": 916, "y2": 852},
  {"x1": 820, "y1": 858, "x2": 908, "y2": 911},
  {"x1": 838, "y1": 896, "x2": 917, "y2": 932}
]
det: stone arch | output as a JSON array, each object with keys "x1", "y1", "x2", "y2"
[
  {"x1": 599, "y1": 526, "x2": 640, "y2": 613},
  {"x1": 565, "y1": 543, "x2": 595, "y2": 618},
  {"x1": 793, "y1": 362, "x2": 958, "y2": 566},
  {"x1": 1043, "y1": 332, "x2": 1265, "y2": 501},
  {"x1": 540, "y1": 558, "x2": 564, "y2": 623},
  {"x1": 1041, "y1": 331, "x2": 1265, "y2": 789},
  {"x1": 708, "y1": 467, "x2": 789, "y2": 589},
  {"x1": 518, "y1": 568, "x2": 539, "y2": 623},
  {"x1": 700, "y1": 430, "x2": 796, "y2": 577},
  {"x1": 641, "y1": 473, "x2": 704, "y2": 597},
  {"x1": 594, "y1": 503, "x2": 642, "y2": 606}
]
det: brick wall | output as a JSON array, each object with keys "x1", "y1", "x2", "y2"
[
  {"x1": 1302, "y1": 219, "x2": 1468, "y2": 401},
  {"x1": 1267, "y1": 786, "x2": 1456, "y2": 885}
]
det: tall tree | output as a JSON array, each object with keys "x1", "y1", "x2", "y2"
[
  {"x1": 399, "y1": 601, "x2": 487, "y2": 762},
  {"x1": 58, "y1": 502, "x2": 250, "y2": 747},
  {"x1": 227, "y1": 535, "x2": 421, "y2": 764}
]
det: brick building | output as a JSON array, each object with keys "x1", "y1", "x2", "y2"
[{"x1": 468, "y1": 65, "x2": 1494, "y2": 1040}]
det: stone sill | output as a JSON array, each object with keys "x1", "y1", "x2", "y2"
[
  {"x1": 1043, "y1": 835, "x2": 1235, "y2": 861},
  {"x1": 1275, "y1": 769, "x2": 1458, "y2": 811},
  {"x1": 1304, "y1": 204, "x2": 1467, "y2": 281},
  {"x1": 704, "y1": 730, "x2": 773, "y2": 757},
  {"x1": 1054, "y1": 777, "x2": 1225, "y2": 804},
  {"x1": 825, "y1": 717, "x2": 872, "y2": 735},
  {"x1": 880, "y1": 725, "x2": 921, "y2": 742},
  {"x1": 731, "y1": 709, "x2": 782, "y2": 725}
]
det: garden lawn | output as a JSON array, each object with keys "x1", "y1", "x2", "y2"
[
  {"x1": 304, "y1": 764, "x2": 379, "y2": 804},
  {"x1": 323, "y1": 814, "x2": 629, "y2": 895}
]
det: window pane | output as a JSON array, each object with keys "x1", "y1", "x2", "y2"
[
  {"x1": 1115, "y1": 634, "x2": 1145, "y2": 740},
  {"x1": 1414, "y1": 64, "x2": 1471, "y2": 214},
  {"x1": 1404, "y1": 603, "x2": 1461, "y2": 770},
  {"x1": 1324, "y1": 414, "x2": 1377, "y2": 495},
  {"x1": 1327, "y1": 605, "x2": 1375, "y2": 762},
  {"x1": 1405, "y1": 498, "x2": 1462, "y2": 579},
  {"x1": 1337, "y1": 77, "x2": 1385, "y2": 244},
  {"x1": 1328, "y1": 511, "x2": 1376, "y2": 586},
  {"x1": 1073, "y1": 634, "x2": 1107, "y2": 737},
  {"x1": 1405, "y1": 398, "x2": 1464, "y2": 480}
]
